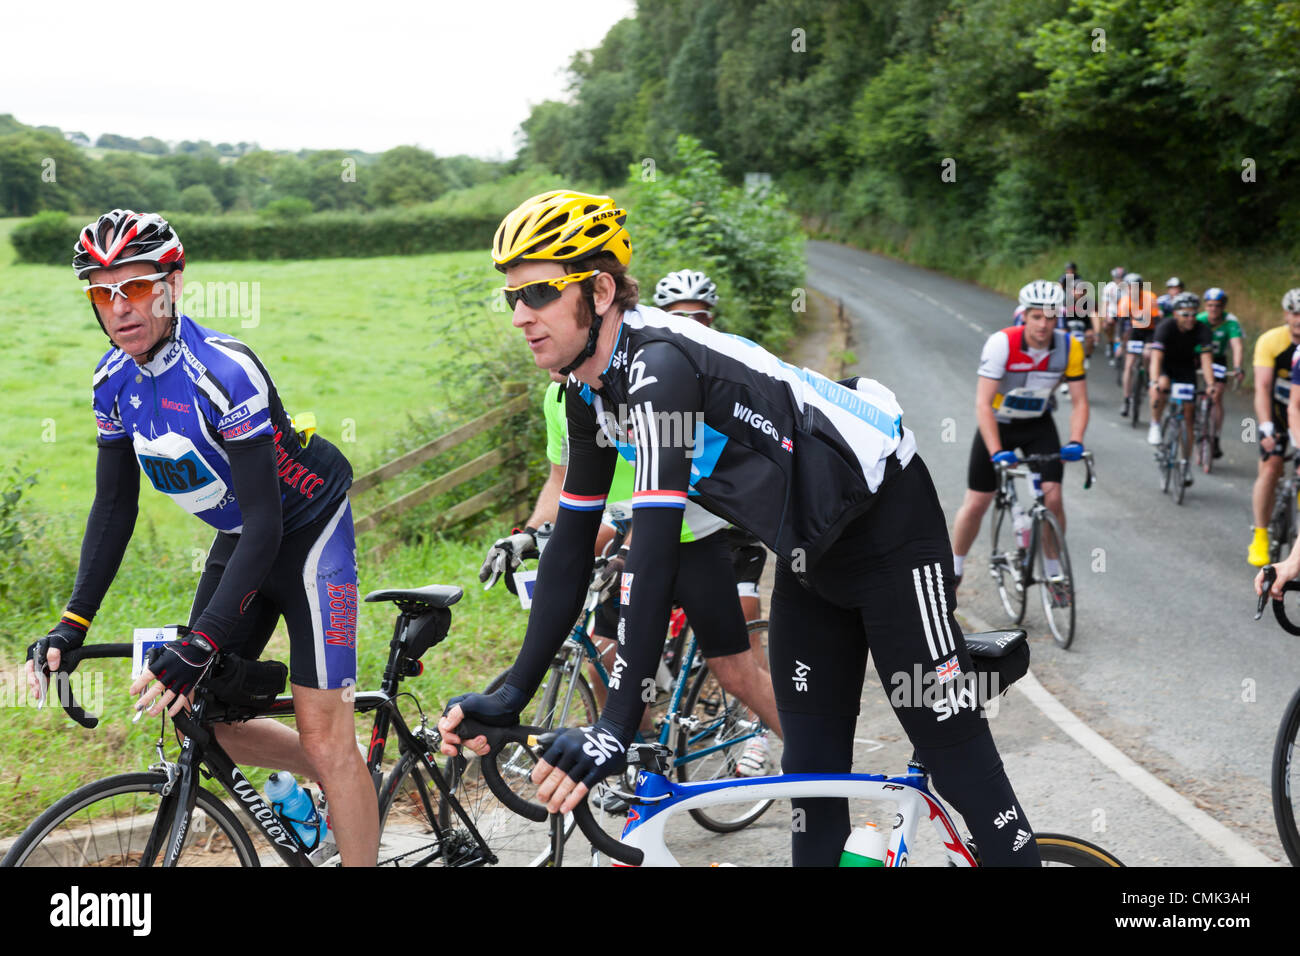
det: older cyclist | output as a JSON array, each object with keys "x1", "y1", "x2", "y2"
[
  {"x1": 440, "y1": 190, "x2": 1041, "y2": 866},
  {"x1": 24, "y1": 210, "x2": 377, "y2": 865}
]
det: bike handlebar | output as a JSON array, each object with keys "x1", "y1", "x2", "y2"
[
  {"x1": 455, "y1": 717, "x2": 645, "y2": 866},
  {"x1": 1255, "y1": 565, "x2": 1300, "y2": 635},
  {"x1": 36, "y1": 643, "x2": 132, "y2": 729},
  {"x1": 996, "y1": 451, "x2": 1096, "y2": 489}
]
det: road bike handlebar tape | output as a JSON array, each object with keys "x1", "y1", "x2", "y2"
[
  {"x1": 456, "y1": 718, "x2": 549, "y2": 823},
  {"x1": 571, "y1": 799, "x2": 644, "y2": 866},
  {"x1": 54, "y1": 643, "x2": 132, "y2": 729}
]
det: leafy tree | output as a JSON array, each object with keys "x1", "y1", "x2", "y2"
[
  {"x1": 177, "y1": 183, "x2": 220, "y2": 214},
  {"x1": 366, "y1": 146, "x2": 448, "y2": 207}
]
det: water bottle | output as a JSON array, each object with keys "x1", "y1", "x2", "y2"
[
  {"x1": 266, "y1": 772, "x2": 325, "y2": 854},
  {"x1": 1011, "y1": 502, "x2": 1031, "y2": 550},
  {"x1": 840, "y1": 822, "x2": 887, "y2": 867}
]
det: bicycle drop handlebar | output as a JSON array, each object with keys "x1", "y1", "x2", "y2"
[
  {"x1": 33, "y1": 643, "x2": 132, "y2": 729},
  {"x1": 1255, "y1": 565, "x2": 1300, "y2": 635},
  {"x1": 456, "y1": 717, "x2": 645, "y2": 866},
  {"x1": 996, "y1": 451, "x2": 1096, "y2": 490}
]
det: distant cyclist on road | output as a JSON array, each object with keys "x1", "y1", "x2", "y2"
[
  {"x1": 950, "y1": 280, "x2": 1089, "y2": 603},
  {"x1": 1157, "y1": 277, "x2": 1184, "y2": 320},
  {"x1": 1101, "y1": 266, "x2": 1126, "y2": 365},
  {"x1": 1146, "y1": 293, "x2": 1219, "y2": 483},
  {"x1": 1118, "y1": 273, "x2": 1161, "y2": 419},
  {"x1": 1248, "y1": 290, "x2": 1300, "y2": 566},
  {"x1": 1196, "y1": 288, "x2": 1244, "y2": 459}
]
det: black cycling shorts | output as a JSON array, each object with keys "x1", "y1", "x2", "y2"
[
  {"x1": 967, "y1": 415, "x2": 1062, "y2": 492},
  {"x1": 190, "y1": 497, "x2": 358, "y2": 690},
  {"x1": 718, "y1": 526, "x2": 768, "y2": 596},
  {"x1": 768, "y1": 455, "x2": 987, "y2": 749},
  {"x1": 593, "y1": 531, "x2": 751, "y2": 659}
]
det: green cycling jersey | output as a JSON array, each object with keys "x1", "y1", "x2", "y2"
[{"x1": 1195, "y1": 311, "x2": 1243, "y2": 365}]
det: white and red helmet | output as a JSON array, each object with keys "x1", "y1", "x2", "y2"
[{"x1": 73, "y1": 209, "x2": 185, "y2": 279}]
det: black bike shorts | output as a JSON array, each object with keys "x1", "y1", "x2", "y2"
[
  {"x1": 967, "y1": 415, "x2": 1062, "y2": 492},
  {"x1": 191, "y1": 497, "x2": 358, "y2": 690},
  {"x1": 593, "y1": 531, "x2": 751, "y2": 659},
  {"x1": 767, "y1": 455, "x2": 988, "y2": 750}
]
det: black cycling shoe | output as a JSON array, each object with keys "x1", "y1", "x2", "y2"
[
  {"x1": 1213, "y1": 438, "x2": 1223, "y2": 459},
  {"x1": 1120, "y1": 397, "x2": 1131, "y2": 418}
]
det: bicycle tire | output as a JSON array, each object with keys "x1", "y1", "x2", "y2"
[
  {"x1": 674, "y1": 620, "x2": 777, "y2": 833},
  {"x1": 1268, "y1": 484, "x2": 1293, "y2": 565},
  {"x1": 1160, "y1": 414, "x2": 1178, "y2": 495},
  {"x1": 1034, "y1": 508, "x2": 1075, "y2": 649},
  {"x1": 1174, "y1": 410, "x2": 1190, "y2": 505},
  {"x1": 990, "y1": 499, "x2": 1028, "y2": 624},
  {"x1": 1196, "y1": 395, "x2": 1214, "y2": 474},
  {"x1": 1131, "y1": 366, "x2": 1144, "y2": 429},
  {"x1": 1271, "y1": 684, "x2": 1300, "y2": 866},
  {"x1": 1034, "y1": 832, "x2": 1124, "y2": 867},
  {"x1": 1, "y1": 772, "x2": 258, "y2": 867},
  {"x1": 480, "y1": 662, "x2": 599, "y2": 864}
]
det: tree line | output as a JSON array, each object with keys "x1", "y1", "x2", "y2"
[
  {"x1": 513, "y1": 0, "x2": 1300, "y2": 267},
  {"x1": 0, "y1": 114, "x2": 506, "y2": 218}
]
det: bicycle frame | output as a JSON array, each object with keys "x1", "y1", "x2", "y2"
[{"x1": 616, "y1": 764, "x2": 975, "y2": 868}]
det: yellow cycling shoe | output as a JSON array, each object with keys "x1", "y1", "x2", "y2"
[{"x1": 1248, "y1": 529, "x2": 1271, "y2": 567}]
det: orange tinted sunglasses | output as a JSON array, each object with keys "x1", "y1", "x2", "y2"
[{"x1": 84, "y1": 272, "x2": 169, "y2": 307}]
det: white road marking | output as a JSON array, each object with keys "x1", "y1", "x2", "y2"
[
  {"x1": 853, "y1": 737, "x2": 885, "y2": 752},
  {"x1": 962, "y1": 607, "x2": 1277, "y2": 866}
]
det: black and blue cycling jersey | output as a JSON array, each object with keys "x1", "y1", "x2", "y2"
[{"x1": 92, "y1": 315, "x2": 351, "y2": 534}]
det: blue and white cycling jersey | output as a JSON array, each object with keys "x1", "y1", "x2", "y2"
[{"x1": 92, "y1": 315, "x2": 351, "y2": 533}]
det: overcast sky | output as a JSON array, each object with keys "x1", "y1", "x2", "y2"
[{"x1": 2, "y1": 0, "x2": 635, "y2": 159}]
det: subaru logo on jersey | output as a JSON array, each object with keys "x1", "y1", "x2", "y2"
[
  {"x1": 139, "y1": 450, "x2": 217, "y2": 494},
  {"x1": 620, "y1": 572, "x2": 633, "y2": 605}
]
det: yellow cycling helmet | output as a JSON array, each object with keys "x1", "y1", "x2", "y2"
[{"x1": 492, "y1": 190, "x2": 631, "y2": 270}]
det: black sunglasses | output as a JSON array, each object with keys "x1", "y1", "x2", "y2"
[{"x1": 501, "y1": 270, "x2": 600, "y2": 310}]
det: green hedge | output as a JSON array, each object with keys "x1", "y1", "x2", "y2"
[{"x1": 10, "y1": 207, "x2": 503, "y2": 265}]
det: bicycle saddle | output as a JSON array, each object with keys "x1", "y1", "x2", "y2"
[
  {"x1": 363, "y1": 584, "x2": 463, "y2": 610},
  {"x1": 964, "y1": 629, "x2": 1027, "y2": 658}
]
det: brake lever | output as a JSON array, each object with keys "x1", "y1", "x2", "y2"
[{"x1": 1256, "y1": 565, "x2": 1277, "y2": 620}]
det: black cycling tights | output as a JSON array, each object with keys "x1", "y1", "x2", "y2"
[{"x1": 782, "y1": 711, "x2": 1041, "y2": 867}]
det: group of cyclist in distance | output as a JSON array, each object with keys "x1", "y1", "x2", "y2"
[{"x1": 28, "y1": 191, "x2": 1300, "y2": 867}]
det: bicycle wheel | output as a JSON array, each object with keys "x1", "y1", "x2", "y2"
[
  {"x1": 989, "y1": 501, "x2": 1028, "y2": 624},
  {"x1": 1158, "y1": 415, "x2": 1177, "y2": 494},
  {"x1": 2, "y1": 772, "x2": 258, "y2": 867},
  {"x1": 673, "y1": 626, "x2": 778, "y2": 833},
  {"x1": 1034, "y1": 509, "x2": 1075, "y2": 649},
  {"x1": 1130, "y1": 367, "x2": 1144, "y2": 429},
  {"x1": 1268, "y1": 486, "x2": 1293, "y2": 565},
  {"x1": 1272, "y1": 685, "x2": 1300, "y2": 866},
  {"x1": 1034, "y1": 832, "x2": 1124, "y2": 867},
  {"x1": 1196, "y1": 396, "x2": 1214, "y2": 474}
]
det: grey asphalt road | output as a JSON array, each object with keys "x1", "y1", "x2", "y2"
[{"x1": 800, "y1": 238, "x2": 1299, "y2": 864}]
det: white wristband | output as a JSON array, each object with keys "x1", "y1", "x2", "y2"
[{"x1": 1260, "y1": 421, "x2": 1276, "y2": 437}]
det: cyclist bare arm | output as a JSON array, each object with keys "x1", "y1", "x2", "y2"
[
  {"x1": 523, "y1": 462, "x2": 565, "y2": 530},
  {"x1": 1256, "y1": 363, "x2": 1277, "y2": 450},
  {"x1": 974, "y1": 376, "x2": 1003, "y2": 454}
]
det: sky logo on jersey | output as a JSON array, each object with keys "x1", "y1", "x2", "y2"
[{"x1": 139, "y1": 450, "x2": 218, "y2": 494}]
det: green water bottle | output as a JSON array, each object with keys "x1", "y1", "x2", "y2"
[{"x1": 840, "y1": 823, "x2": 887, "y2": 867}]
